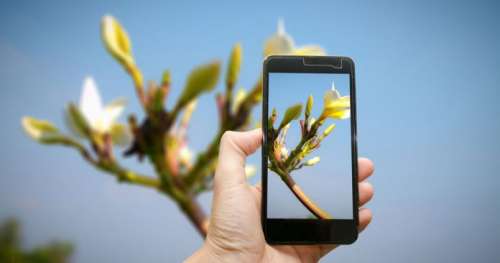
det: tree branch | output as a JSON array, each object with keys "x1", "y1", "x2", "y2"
[{"x1": 59, "y1": 137, "x2": 161, "y2": 189}]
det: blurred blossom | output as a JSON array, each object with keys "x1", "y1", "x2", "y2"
[
  {"x1": 263, "y1": 19, "x2": 326, "y2": 57},
  {"x1": 245, "y1": 165, "x2": 257, "y2": 178},
  {"x1": 68, "y1": 77, "x2": 131, "y2": 145},
  {"x1": 79, "y1": 77, "x2": 126, "y2": 133},
  {"x1": 280, "y1": 146, "x2": 289, "y2": 160},
  {"x1": 308, "y1": 117, "x2": 316, "y2": 131},
  {"x1": 179, "y1": 144, "x2": 193, "y2": 166},
  {"x1": 304, "y1": 156, "x2": 320, "y2": 166},
  {"x1": 232, "y1": 88, "x2": 247, "y2": 113}
]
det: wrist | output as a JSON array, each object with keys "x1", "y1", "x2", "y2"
[
  {"x1": 184, "y1": 240, "x2": 257, "y2": 263},
  {"x1": 184, "y1": 244, "x2": 210, "y2": 263},
  {"x1": 184, "y1": 242, "x2": 226, "y2": 263}
]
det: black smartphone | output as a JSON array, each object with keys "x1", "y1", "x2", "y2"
[{"x1": 262, "y1": 56, "x2": 358, "y2": 244}]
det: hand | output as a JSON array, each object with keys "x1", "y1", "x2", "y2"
[{"x1": 185, "y1": 129, "x2": 374, "y2": 263}]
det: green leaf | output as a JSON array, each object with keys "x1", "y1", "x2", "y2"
[
  {"x1": 226, "y1": 43, "x2": 242, "y2": 87},
  {"x1": 305, "y1": 95, "x2": 313, "y2": 119},
  {"x1": 151, "y1": 88, "x2": 165, "y2": 112},
  {"x1": 66, "y1": 103, "x2": 90, "y2": 137},
  {"x1": 247, "y1": 80, "x2": 263, "y2": 103},
  {"x1": 21, "y1": 116, "x2": 59, "y2": 143},
  {"x1": 279, "y1": 104, "x2": 302, "y2": 130},
  {"x1": 176, "y1": 61, "x2": 221, "y2": 110},
  {"x1": 268, "y1": 108, "x2": 277, "y2": 129},
  {"x1": 161, "y1": 70, "x2": 171, "y2": 86}
]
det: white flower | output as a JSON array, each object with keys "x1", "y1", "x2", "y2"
[
  {"x1": 79, "y1": 77, "x2": 126, "y2": 133},
  {"x1": 67, "y1": 77, "x2": 131, "y2": 145},
  {"x1": 264, "y1": 19, "x2": 326, "y2": 57}
]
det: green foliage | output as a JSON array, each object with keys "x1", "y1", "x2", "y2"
[
  {"x1": 226, "y1": 43, "x2": 242, "y2": 87},
  {"x1": 305, "y1": 95, "x2": 313, "y2": 120},
  {"x1": 278, "y1": 104, "x2": 302, "y2": 130},
  {"x1": 0, "y1": 219, "x2": 73, "y2": 263},
  {"x1": 161, "y1": 70, "x2": 171, "y2": 86},
  {"x1": 175, "y1": 61, "x2": 221, "y2": 112}
]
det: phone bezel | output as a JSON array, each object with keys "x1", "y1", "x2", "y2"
[{"x1": 262, "y1": 55, "x2": 359, "y2": 245}]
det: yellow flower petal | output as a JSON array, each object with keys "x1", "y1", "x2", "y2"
[{"x1": 321, "y1": 85, "x2": 351, "y2": 120}]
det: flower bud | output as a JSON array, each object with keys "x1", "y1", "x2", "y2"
[{"x1": 304, "y1": 156, "x2": 320, "y2": 166}]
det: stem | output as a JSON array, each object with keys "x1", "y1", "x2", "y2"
[
  {"x1": 97, "y1": 161, "x2": 161, "y2": 189},
  {"x1": 178, "y1": 196, "x2": 209, "y2": 237},
  {"x1": 57, "y1": 136, "x2": 161, "y2": 189},
  {"x1": 284, "y1": 120, "x2": 321, "y2": 168},
  {"x1": 268, "y1": 128, "x2": 331, "y2": 219},
  {"x1": 280, "y1": 172, "x2": 332, "y2": 219}
]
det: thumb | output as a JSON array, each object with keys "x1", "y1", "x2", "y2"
[{"x1": 214, "y1": 129, "x2": 262, "y2": 192}]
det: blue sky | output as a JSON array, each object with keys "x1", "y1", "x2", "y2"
[{"x1": 1, "y1": 0, "x2": 499, "y2": 262}]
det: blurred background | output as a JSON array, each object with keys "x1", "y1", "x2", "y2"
[{"x1": 1, "y1": 0, "x2": 499, "y2": 262}]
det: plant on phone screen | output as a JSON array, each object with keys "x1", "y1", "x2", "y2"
[
  {"x1": 20, "y1": 17, "x2": 325, "y2": 237},
  {"x1": 267, "y1": 81, "x2": 350, "y2": 219}
]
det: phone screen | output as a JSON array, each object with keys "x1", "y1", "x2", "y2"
[{"x1": 267, "y1": 72, "x2": 353, "y2": 220}]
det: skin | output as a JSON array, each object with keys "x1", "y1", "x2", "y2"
[{"x1": 185, "y1": 129, "x2": 375, "y2": 263}]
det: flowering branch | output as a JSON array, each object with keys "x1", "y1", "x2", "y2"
[{"x1": 21, "y1": 17, "x2": 325, "y2": 238}]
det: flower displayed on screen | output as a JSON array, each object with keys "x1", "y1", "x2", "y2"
[
  {"x1": 267, "y1": 80, "x2": 351, "y2": 219},
  {"x1": 320, "y1": 81, "x2": 350, "y2": 121}
]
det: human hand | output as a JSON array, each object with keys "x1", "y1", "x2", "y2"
[{"x1": 185, "y1": 129, "x2": 374, "y2": 263}]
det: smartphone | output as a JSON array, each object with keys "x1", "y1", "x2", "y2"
[{"x1": 262, "y1": 56, "x2": 358, "y2": 244}]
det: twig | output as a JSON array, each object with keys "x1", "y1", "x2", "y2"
[
  {"x1": 269, "y1": 152, "x2": 331, "y2": 219},
  {"x1": 59, "y1": 136, "x2": 161, "y2": 189}
]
